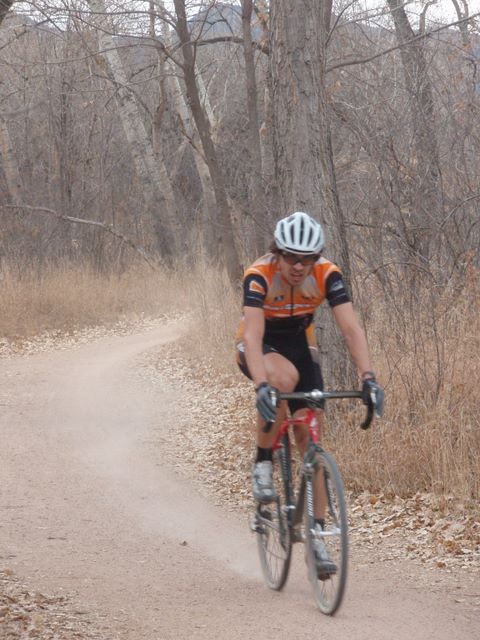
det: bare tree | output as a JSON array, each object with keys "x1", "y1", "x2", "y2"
[
  {"x1": 156, "y1": 0, "x2": 218, "y2": 256},
  {"x1": 240, "y1": 0, "x2": 266, "y2": 255},
  {"x1": 270, "y1": 0, "x2": 351, "y2": 285},
  {"x1": 1, "y1": 0, "x2": 479, "y2": 284},
  {"x1": 1, "y1": 2, "x2": 22, "y2": 203},
  {"x1": 386, "y1": 0, "x2": 443, "y2": 267},
  {"x1": 173, "y1": 0, "x2": 242, "y2": 282},
  {"x1": 87, "y1": 0, "x2": 179, "y2": 258},
  {"x1": 0, "y1": 116, "x2": 22, "y2": 203},
  {"x1": 269, "y1": 0, "x2": 356, "y2": 385}
]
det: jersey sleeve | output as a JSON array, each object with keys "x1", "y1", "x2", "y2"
[
  {"x1": 243, "y1": 273, "x2": 268, "y2": 308},
  {"x1": 325, "y1": 271, "x2": 351, "y2": 307}
]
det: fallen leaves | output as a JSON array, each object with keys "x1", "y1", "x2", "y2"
[
  {"x1": 0, "y1": 314, "x2": 181, "y2": 359},
  {"x1": 349, "y1": 491, "x2": 480, "y2": 571},
  {"x1": 0, "y1": 570, "x2": 107, "y2": 639}
]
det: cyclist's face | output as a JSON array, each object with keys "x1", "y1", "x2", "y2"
[{"x1": 278, "y1": 251, "x2": 318, "y2": 285}]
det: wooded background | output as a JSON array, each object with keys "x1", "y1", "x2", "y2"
[
  {"x1": 1, "y1": 1, "x2": 480, "y2": 378},
  {"x1": 1, "y1": 0, "x2": 478, "y2": 277}
]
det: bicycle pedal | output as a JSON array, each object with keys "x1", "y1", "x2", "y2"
[
  {"x1": 250, "y1": 515, "x2": 266, "y2": 534},
  {"x1": 292, "y1": 529, "x2": 305, "y2": 543},
  {"x1": 251, "y1": 521, "x2": 266, "y2": 534}
]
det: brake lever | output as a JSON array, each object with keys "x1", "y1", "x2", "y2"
[
  {"x1": 360, "y1": 402, "x2": 374, "y2": 430},
  {"x1": 373, "y1": 387, "x2": 385, "y2": 418},
  {"x1": 361, "y1": 383, "x2": 385, "y2": 429},
  {"x1": 261, "y1": 388, "x2": 278, "y2": 433}
]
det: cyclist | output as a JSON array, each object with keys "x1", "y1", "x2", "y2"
[{"x1": 235, "y1": 211, "x2": 383, "y2": 577}]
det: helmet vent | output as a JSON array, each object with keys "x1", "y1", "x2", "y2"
[{"x1": 273, "y1": 211, "x2": 325, "y2": 254}]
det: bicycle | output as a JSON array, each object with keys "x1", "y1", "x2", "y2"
[{"x1": 251, "y1": 389, "x2": 376, "y2": 615}]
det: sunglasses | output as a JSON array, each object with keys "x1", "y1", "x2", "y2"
[{"x1": 280, "y1": 251, "x2": 320, "y2": 266}]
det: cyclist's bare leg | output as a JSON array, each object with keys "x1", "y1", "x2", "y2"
[
  {"x1": 292, "y1": 409, "x2": 327, "y2": 520},
  {"x1": 256, "y1": 352, "x2": 299, "y2": 449}
]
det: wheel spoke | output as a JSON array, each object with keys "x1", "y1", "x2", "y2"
[
  {"x1": 304, "y1": 450, "x2": 348, "y2": 615},
  {"x1": 255, "y1": 436, "x2": 292, "y2": 590}
]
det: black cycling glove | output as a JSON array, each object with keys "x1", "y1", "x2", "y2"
[
  {"x1": 255, "y1": 382, "x2": 278, "y2": 423},
  {"x1": 362, "y1": 377, "x2": 385, "y2": 418}
]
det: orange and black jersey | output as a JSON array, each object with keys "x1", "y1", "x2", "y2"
[{"x1": 236, "y1": 253, "x2": 350, "y2": 347}]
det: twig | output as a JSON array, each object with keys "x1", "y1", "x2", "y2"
[
  {"x1": 327, "y1": 13, "x2": 480, "y2": 73},
  {"x1": 4, "y1": 204, "x2": 158, "y2": 269},
  {"x1": 439, "y1": 193, "x2": 480, "y2": 227}
]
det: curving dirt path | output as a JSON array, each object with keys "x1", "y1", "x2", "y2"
[{"x1": 0, "y1": 322, "x2": 478, "y2": 639}]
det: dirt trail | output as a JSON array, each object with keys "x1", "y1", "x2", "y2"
[{"x1": 0, "y1": 322, "x2": 478, "y2": 639}]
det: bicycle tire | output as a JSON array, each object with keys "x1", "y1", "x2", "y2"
[
  {"x1": 304, "y1": 449, "x2": 348, "y2": 615},
  {"x1": 255, "y1": 434, "x2": 292, "y2": 590}
]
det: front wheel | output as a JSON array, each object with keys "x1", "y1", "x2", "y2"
[
  {"x1": 304, "y1": 449, "x2": 348, "y2": 615},
  {"x1": 254, "y1": 436, "x2": 292, "y2": 590}
]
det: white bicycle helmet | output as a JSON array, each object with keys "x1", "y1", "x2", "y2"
[{"x1": 274, "y1": 211, "x2": 325, "y2": 254}]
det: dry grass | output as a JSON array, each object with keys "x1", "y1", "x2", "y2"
[
  {"x1": 176, "y1": 256, "x2": 241, "y2": 364},
  {"x1": 0, "y1": 260, "x2": 188, "y2": 341},
  {"x1": 329, "y1": 270, "x2": 480, "y2": 501},
  {"x1": 0, "y1": 254, "x2": 240, "y2": 357}
]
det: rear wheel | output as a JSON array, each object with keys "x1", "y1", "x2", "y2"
[
  {"x1": 304, "y1": 449, "x2": 348, "y2": 615},
  {"x1": 255, "y1": 435, "x2": 292, "y2": 590}
]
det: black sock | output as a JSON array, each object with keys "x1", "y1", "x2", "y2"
[
  {"x1": 315, "y1": 518, "x2": 326, "y2": 530},
  {"x1": 256, "y1": 446, "x2": 273, "y2": 463}
]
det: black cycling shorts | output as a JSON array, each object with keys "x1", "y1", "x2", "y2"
[{"x1": 236, "y1": 338, "x2": 324, "y2": 413}]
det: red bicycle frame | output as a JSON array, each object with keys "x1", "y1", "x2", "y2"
[{"x1": 272, "y1": 408, "x2": 322, "y2": 451}]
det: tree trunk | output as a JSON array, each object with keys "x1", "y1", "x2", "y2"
[
  {"x1": 0, "y1": 117, "x2": 22, "y2": 203},
  {"x1": 157, "y1": 0, "x2": 218, "y2": 255},
  {"x1": 173, "y1": 0, "x2": 242, "y2": 283},
  {"x1": 241, "y1": 0, "x2": 266, "y2": 256},
  {"x1": 387, "y1": 0, "x2": 443, "y2": 266},
  {"x1": 0, "y1": 0, "x2": 22, "y2": 203},
  {"x1": 168, "y1": 75, "x2": 218, "y2": 254},
  {"x1": 270, "y1": 0, "x2": 351, "y2": 285},
  {"x1": 88, "y1": 0, "x2": 179, "y2": 258},
  {"x1": 270, "y1": 0, "x2": 354, "y2": 387},
  {"x1": 254, "y1": 1, "x2": 277, "y2": 231}
]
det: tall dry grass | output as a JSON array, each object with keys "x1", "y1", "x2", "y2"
[
  {"x1": 0, "y1": 260, "x2": 189, "y2": 341},
  {"x1": 0, "y1": 254, "x2": 240, "y2": 354},
  {"x1": 177, "y1": 256, "x2": 241, "y2": 363},
  {"x1": 329, "y1": 269, "x2": 480, "y2": 501}
]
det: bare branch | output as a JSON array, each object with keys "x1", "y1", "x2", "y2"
[
  {"x1": 439, "y1": 193, "x2": 480, "y2": 227},
  {"x1": 419, "y1": 1, "x2": 437, "y2": 35},
  {"x1": 195, "y1": 34, "x2": 269, "y2": 54},
  {"x1": 4, "y1": 205, "x2": 158, "y2": 269},
  {"x1": 327, "y1": 12, "x2": 480, "y2": 73},
  {"x1": 0, "y1": 0, "x2": 15, "y2": 27},
  {"x1": 367, "y1": 260, "x2": 435, "y2": 279},
  {"x1": 175, "y1": 112, "x2": 206, "y2": 160},
  {"x1": 326, "y1": 0, "x2": 357, "y2": 47}
]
